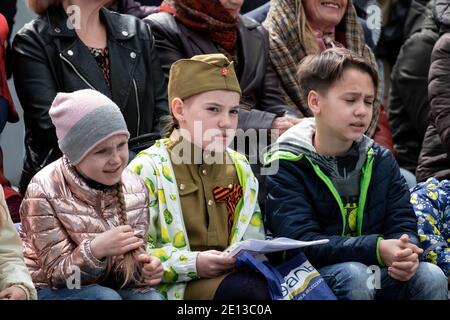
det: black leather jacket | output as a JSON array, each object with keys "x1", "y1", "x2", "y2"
[{"x1": 12, "y1": 6, "x2": 168, "y2": 194}]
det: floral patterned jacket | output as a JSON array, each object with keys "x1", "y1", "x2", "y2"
[
  {"x1": 128, "y1": 139, "x2": 265, "y2": 300},
  {"x1": 411, "y1": 178, "x2": 450, "y2": 277}
]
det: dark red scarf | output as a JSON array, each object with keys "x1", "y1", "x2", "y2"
[{"x1": 160, "y1": 0, "x2": 238, "y2": 61}]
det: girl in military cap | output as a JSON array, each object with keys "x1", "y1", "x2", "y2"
[{"x1": 129, "y1": 53, "x2": 269, "y2": 300}]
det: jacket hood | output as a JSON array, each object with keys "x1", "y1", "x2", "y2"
[
  {"x1": 264, "y1": 118, "x2": 374, "y2": 178},
  {"x1": 405, "y1": 0, "x2": 437, "y2": 37},
  {"x1": 434, "y1": 0, "x2": 450, "y2": 33}
]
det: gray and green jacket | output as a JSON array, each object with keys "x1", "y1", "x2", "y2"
[
  {"x1": 128, "y1": 139, "x2": 264, "y2": 300},
  {"x1": 264, "y1": 118, "x2": 419, "y2": 268}
]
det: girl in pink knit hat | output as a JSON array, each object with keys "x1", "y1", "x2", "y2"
[{"x1": 19, "y1": 89, "x2": 164, "y2": 300}]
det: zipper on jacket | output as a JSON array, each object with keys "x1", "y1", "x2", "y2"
[
  {"x1": 356, "y1": 148, "x2": 374, "y2": 235},
  {"x1": 306, "y1": 157, "x2": 348, "y2": 236},
  {"x1": 38, "y1": 148, "x2": 56, "y2": 170},
  {"x1": 59, "y1": 53, "x2": 95, "y2": 90},
  {"x1": 305, "y1": 149, "x2": 375, "y2": 237},
  {"x1": 132, "y1": 78, "x2": 140, "y2": 136}
]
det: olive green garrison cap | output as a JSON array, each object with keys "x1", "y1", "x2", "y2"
[{"x1": 168, "y1": 53, "x2": 241, "y2": 106}]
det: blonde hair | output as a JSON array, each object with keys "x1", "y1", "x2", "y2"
[
  {"x1": 27, "y1": 0, "x2": 62, "y2": 14},
  {"x1": 298, "y1": 1, "x2": 320, "y2": 55},
  {"x1": 112, "y1": 183, "x2": 139, "y2": 287}
]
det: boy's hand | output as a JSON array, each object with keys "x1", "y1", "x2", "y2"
[
  {"x1": 196, "y1": 250, "x2": 236, "y2": 278},
  {"x1": 380, "y1": 238, "x2": 410, "y2": 267},
  {"x1": 380, "y1": 234, "x2": 423, "y2": 282},
  {"x1": 137, "y1": 254, "x2": 164, "y2": 286},
  {"x1": 0, "y1": 286, "x2": 27, "y2": 300},
  {"x1": 90, "y1": 225, "x2": 143, "y2": 260},
  {"x1": 389, "y1": 252, "x2": 420, "y2": 282},
  {"x1": 271, "y1": 116, "x2": 302, "y2": 137},
  {"x1": 399, "y1": 234, "x2": 423, "y2": 254}
]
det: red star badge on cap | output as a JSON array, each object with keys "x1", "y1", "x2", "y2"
[{"x1": 221, "y1": 67, "x2": 228, "y2": 77}]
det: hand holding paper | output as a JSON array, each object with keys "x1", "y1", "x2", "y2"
[{"x1": 222, "y1": 237, "x2": 329, "y2": 257}]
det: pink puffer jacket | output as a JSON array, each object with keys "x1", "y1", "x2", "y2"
[{"x1": 19, "y1": 157, "x2": 149, "y2": 289}]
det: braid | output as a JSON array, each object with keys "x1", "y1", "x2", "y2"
[
  {"x1": 160, "y1": 114, "x2": 179, "y2": 137},
  {"x1": 113, "y1": 183, "x2": 139, "y2": 287}
]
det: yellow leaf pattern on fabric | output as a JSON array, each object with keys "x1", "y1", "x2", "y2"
[
  {"x1": 161, "y1": 227, "x2": 170, "y2": 244},
  {"x1": 162, "y1": 164, "x2": 174, "y2": 183},
  {"x1": 250, "y1": 188, "x2": 256, "y2": 204},
  {"x1": 164, "y1": 209, "x2": 174, "y2": 224},
  {"x1": 164, "y1": 267, "x2": 179, "y2": 282},
  {"x1": 173, "y1": 231, "x2": 186, "y2": 248},
  {"x1": 144, "y1": 178, "x2": 155, "y2": 196},
  {"x1": 152, "y1": 248, "x2": 169, "y2": 262},
  {"x1": 250, "y1": 211, "x2": 263, "y2": 227},
  {"x1": 131, "y1": 163, "x2": 143, "y2": 175},
  {"x1": 158, "y1": 189, "x2": 166, "y2": 204}
]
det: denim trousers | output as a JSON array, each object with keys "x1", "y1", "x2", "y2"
[
  {"x1": 37, "y1": 284, "x2": 165, "y2": 300},
  {"x1": 318, "y1": 261, "x2": 448, "y2": 300}
]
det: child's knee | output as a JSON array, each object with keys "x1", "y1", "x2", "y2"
[
  {"x1": 343, "y1": 263, "x2": 375, "y2": 299},
  {"x1": 413, "y1": 262, "x2": 448, "y2": 292},
  {"x1": 322, "y1": 262, "x2": 376, "y2": 300}
]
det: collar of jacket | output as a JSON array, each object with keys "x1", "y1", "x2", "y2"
[
  {"x1": 61, "y1": 156, "x2": 115, "y2": 209},
  {"x1": 46, "y1": 5, "x2": 137, "y2": 41},
  {"x1": 239, "y1": 15, "x2": 259, "y2": 30}
]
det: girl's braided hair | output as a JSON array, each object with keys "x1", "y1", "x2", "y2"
[{"x1": 112, "y1": 182, "x2": 140, "y2": 287}]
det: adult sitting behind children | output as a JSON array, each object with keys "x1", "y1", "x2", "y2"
[
  {"x1": 20, "y1": 89, "x2": 164, "y2": 300},
  {"x1": 128, "y1": 53, "x2": 269, "y2": 300},
  {"x1": 263, "y1": 0, "x2": 379, "y2": 137},
  {"x1": 264, "y1": 48, "x2": 448, "y2": 300},
  {"x1": 145, "y1": 0, "x2": 299, "y2": 136},
  {"x1": 13, "y1": 0, "x2": 168, "y2": 195}
]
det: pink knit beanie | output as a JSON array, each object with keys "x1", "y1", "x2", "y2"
[{"x1": 49, "y1": 89, "x2": 129, "y2": 165}]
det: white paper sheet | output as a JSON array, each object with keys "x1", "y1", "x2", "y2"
[{"x1": 222, "y1": 237, "x2": 329, "y2": 257}]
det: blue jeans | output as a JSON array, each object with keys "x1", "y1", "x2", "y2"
[
  {"x1": 319, "y1": 261, "x2": 448, "y2": 300},
  {"x1": 37, "y1": 284, "x2": 165, "y2": 300}
]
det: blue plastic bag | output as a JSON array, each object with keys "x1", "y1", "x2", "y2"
[{"x1": 237, "y1": 251, "x2": 336, "y2": 300}]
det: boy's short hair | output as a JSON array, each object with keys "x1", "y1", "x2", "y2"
[{"x1": 297, "y1": 48, "x2": 379, "y2": 102}]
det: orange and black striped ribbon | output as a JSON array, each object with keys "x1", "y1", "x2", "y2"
[{"x1": 212, "y1": 184, "x2": 243, "y2": 240}]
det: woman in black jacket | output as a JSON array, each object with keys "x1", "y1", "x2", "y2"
[
  {"x1": 13, "y1": 0, "x2": 168, "y2": 194},
  {"x1": 417, "y1": 0, "x2": 450, "y2": 182}
]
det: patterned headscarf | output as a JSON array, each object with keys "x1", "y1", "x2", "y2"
[
  {"x1": 160, "y1": 0, "x2": 238, "y2": 61},
  {"x1": 263, "y1": 0, "x2": 380, "y2": 136}
]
